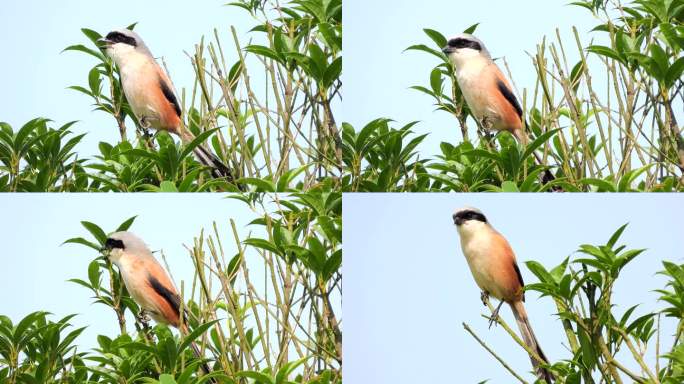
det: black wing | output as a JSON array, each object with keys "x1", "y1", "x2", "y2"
[
  {"x1": 496, "y1": 79, "x2": 522, "y2": 118},
  {"x1": 513, "y1": 262, "x2": 525, "y2": 302},
  {"x1": 148, "y1": 274, "x2": 181, "y2": 316},
  {"x1": 159, "y1": 76, "x2": 181, "y2": 117}
]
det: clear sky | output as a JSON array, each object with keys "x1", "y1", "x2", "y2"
[
  {"x1": 0, "y1": 0, "x2": 260, "y2": 156},
  {"x1": 0, "y1": 194, "x2": 264, "y2": 348},
  {"x1": 343, "y1": 193, "x2": 682, "y2": 383}
]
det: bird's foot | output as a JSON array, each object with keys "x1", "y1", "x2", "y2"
[
  {"x1": 488, "y1": 300, "x2": 505, "y2": 329},
  {"x1": 137, "y1": 309, "x2": 151, "y2": 325},
  {"x1": 141, "y1": 128, "x2": 154, "y2": 140},
  {"x1": 488, "y1": 311, "x2": 499, "y2": 329}
]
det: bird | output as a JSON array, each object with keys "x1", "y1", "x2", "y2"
[
  {"x1": 99, "y1": 29, "x2": 237, "y2": 183},
  {"x1": 452, "y1": 207, "x2": 553, "y2": 383},
  {"x1": 102, "y1": 231, "x2": 215, "y2": 380},
  {"x1": 442, "y1": 34, "x2": 557, "y2": 186}
]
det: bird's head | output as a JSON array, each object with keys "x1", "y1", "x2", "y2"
[
  {"x1": 101, "y1": 231, "x2": 148, "y2": 264},
  {"x1": 442, "y1": 33, "x2": 490, "y2": 68},
  {"x1": 452, "y1": 206, "x2": 489, "y2": 236},
  {"x1": 99, "y1": 29, "x2": 150, "y2": 65}
]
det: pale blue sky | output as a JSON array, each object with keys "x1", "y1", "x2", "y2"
[
  {"x1": 0, "y1": 0, "x2": 260, "y2": 155},
  {"x1": 344, "y1": 193, "x2": 682, "y2": 383},
  {"x1": 0, "y1": 194, "x2": 259, "y2": 347}
]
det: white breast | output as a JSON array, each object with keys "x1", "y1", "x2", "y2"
[
  {"x1": 118, "y1": 54, "x2": 160, "y2": 123},
  {"x1": 116, "y1": 253, "x2": 156, "y2": 313},
  {"x1": 454, "y1": 58, "x2": 490, "y2": 121},
  {"x1": 457, "y1": 224, "x2": 502, "y2": 297}
]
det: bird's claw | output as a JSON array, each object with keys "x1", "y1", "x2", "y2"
[
  {"x1": 141, "y1": 128, "x2": 153, "y2": 139},
  {"x1": 137, "y1": 309, "x2": 151, "y2": 324},
  {"x1": 488, "y1": 300, "x2": 505, "y2": 329},
  {"x1": 488, "y1": 311, "x2": 499, "y2": 329}
]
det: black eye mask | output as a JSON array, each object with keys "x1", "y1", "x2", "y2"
[
  {"x1": 104, "y1": 238, "x2": 125, "y2": 250},
  {"x1": 447, "y1": 38, "x2": 482, "y2": 51},
  {"x1": 453, "y1": 210, "x2": 488, "y2": 225},
  {"x1": 106, "y1": 31, "x2": 137, "y2": 47}
]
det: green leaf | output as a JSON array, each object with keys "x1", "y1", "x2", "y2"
[
  {"x1": 423, "y1": 28, "x2": 447, "y2": 48},
  {"x1": 116, "y1": 216, "x2": 137, "y2": 232},
  {"x1": 159, "y1": 180, "x2": 178, "y2": 192},
  {"x1": 429, "y1": 67, "x2": 443, "y2": 95},
  {"x1": 62, "y1": 237, "x2": 101, "y2": 251},
  {"x1": 500, "y1": 180, "x2": 519, "y2": 192},
  {"x1": 159, "y1": 373, "x2": 177, "y2": 384},
  {"x1": 236, "y1": 371, "x2": 274, "y2": 384},
  {"x1": 581, "y1": 178, "x2": 617, "y2": 192},
  {"x1": 463, "y1": 23, "x2": 479, "y2": 34},
  {"x1": 238, "y1": 177, "x2": 275, "y2": 192},
  {"x1": 245, "y1": 45, "x2": 283, "y2": 64},
  {"x1": 62, "y1": 44, "x2": 105, "y2": 61},
  {"x1": 87, "y1": 260, "x2": 101, "y2": 288},
  {"x1": 525, "y1": 261, "x2": 554, "y2": 284},
  {"x1": 244, "y1": 238, "x2": 281, "y2": 255},
  {"x1": 179, "y1": 319, "x2": 220, "y2": 353},
  {"x1": 275, "y1": 357, "x2": 308, "y2": 384},
  {"x1": 578, "y1": 326, "x2": 597, "y2": 369},
  {"x1": 522, "y1": 128, "x2": 561, "y2": 162},
  {"x1": 666, "y1": 56, "x2": 684, "y2": 87},
  {"x1": 404, "y1": 44, "x2": 446, "y2": 61},
  {"x1": 323, "y1": 56, "x2": 342, "y2": 88},
  {"x1": 606, "y1": 223, "x2": 628, "y2": 249},
  {"x1": 80, "y1": 221, "x2": 107, "y2": 244},
  {"x1": 587, "y1": 45, "x2": 624, "y2": 64},
  {"x1": 88, "y1": 67, "x2": 102, "y2": 96}
]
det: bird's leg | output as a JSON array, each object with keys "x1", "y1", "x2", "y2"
[
  {"x1": 480, "y1": 291, "x2": 490, "y2": 306},
  {"x1": 136, "y1": 309, "x2": 151, "y2": 327},
  {"x1": 136, "y1": 116, "x2": 157, "y2": 151},
  {"x1": 488, "y1": 299, "x2": 505, "y2": 329},
  {"x1": 138, "y1": 117, "x2": 154, "y2": 139},
  {"x1": 477, "y1": 117, "x2": 496, "y2": 149},
  {"x1": 136, "y1": 309, "x2": 155, "y2": 343}
]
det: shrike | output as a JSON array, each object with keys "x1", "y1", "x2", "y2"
[
  {"x1": 442, "y1": 34, "x2": 556, "y2": 185},
  {"x1": 102, "y1": 231, "x2": 214, "y2": 379},
  {"x1": 100, "y1": 29, "x2": 235, "y2": 182},
  {"x1": 452, "y1": 207, "x2": 553, "y2": 383}
]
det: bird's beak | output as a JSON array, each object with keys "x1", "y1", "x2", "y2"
[
  {"x1": 442, "y1": 46, "x2": 454, "y2": 55},
  {"x1": 452, "y1": 214, "x2": 462, "y2": 226}
]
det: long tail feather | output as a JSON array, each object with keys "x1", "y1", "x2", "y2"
[
  {"x1": 193, "y1": 144, "x2": 236, "y2": 182},
  {"x1": 180, "y1": 322, "x2": 216, "y2": 383},
  {"x1": 515, "y1": 128, "x2": 561, "y2": 191},
  {"x1": 177, "y1": 128, "x2": 243, "y2": 190},
  {"x1": 511, "y1": 301, "x2": 554, "y2": 383}
]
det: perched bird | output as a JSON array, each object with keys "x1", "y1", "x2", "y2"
[
  {"x1": 102, "y1": 231, "x2": 214, "y2": 379},
  {"x1": 99, "y1": 29, "x2": 235, "y2": 182},
  {"x1": 452, "y1": 207, "x2": 553, "y2": 383},
  {"x1": 442, "y1": 34, "x2": 556, "y2": 186}
]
